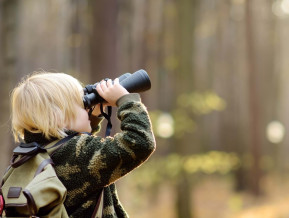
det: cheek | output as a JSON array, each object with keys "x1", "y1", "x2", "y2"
[
  {"x1": 79, "y1": 109, "x2": 89, "y2": 124},
  {"x1": 80, "y1": 109, "x2": 88, "y2": 119},
  {"x1": 75, "y1": 107, "x2": 89, "y2": 125}
]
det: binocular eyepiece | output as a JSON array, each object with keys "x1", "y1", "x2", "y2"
[{"x1": 83, "y1": 69, "x2": 151, "y2": 109}]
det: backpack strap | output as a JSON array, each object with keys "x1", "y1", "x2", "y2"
[
  {"x1": 11, "y1": 142, "x2": 46, "y2": 168},
  {"x1": 31, "y1": 132, "x2": 79, "y2": 178},
  {"x1": 34, "y1": 159, "x2": 54, "y2": 178},
  {"x1": 10, "y1": 133, "x2": 78, "y2": 169},
  {"x1": 32, "y1": 133, "x2": 77, "y2": 177},
  {"x1": 22, "y1": 189, "x2": 37, "y2": 216},
  {"x1": 45, "y1": 132, "x2": 78, "y2": 156},
  {"x1": 11, "y1": 154, "x2": 35, "y2": 168}
]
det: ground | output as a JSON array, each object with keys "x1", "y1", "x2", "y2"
[{"x1": 118, "y1": 173, "x2": 289, "y2": 218}]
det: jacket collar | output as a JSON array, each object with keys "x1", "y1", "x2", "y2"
[{"x1": 24, "y1": 129, "x2": 77, "y2": 145}]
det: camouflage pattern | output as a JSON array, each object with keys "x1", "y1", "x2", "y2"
[{"x1": 48, "y1": 94, "x2": 156, "y2": 217}]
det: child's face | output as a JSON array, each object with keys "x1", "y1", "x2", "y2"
[{"x1": 69, "y1": 104, "x2": 91, "y2": 133}]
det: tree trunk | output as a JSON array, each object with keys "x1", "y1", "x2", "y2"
[
  {"x1": 0, "y1": 0, "x2": 19, "y2": 175},
  {"x1": 90, "y1": 0, "x2": 118, "y2": 79},
  {"x1": 245, "y1": 0, "x2": 262, "y2": 196},
  {"x1": 173, "y1": 0, "x2": 199, "y2": 217},
  {"x1": 89, "y1": 0, "x2": 119, "y2": 136}
]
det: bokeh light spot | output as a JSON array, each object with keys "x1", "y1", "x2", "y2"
[{"x1": 266, "y1": 121, "x2": 285, "y2": 144}]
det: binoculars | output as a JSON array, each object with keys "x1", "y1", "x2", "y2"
[{"x1": 83, "y1": 69, "x2": 151, "y2": 109}]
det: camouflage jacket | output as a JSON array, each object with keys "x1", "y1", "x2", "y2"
[{"x1": 24, "y1": 93, "x2": 156, "y2": 218}]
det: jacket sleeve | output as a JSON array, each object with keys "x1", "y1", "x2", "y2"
[{"x1": 53, "y1": 93, "x2": 156, "y2": 189}]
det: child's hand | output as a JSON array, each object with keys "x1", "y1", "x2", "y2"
[{"x1": 96, "y1": 78, "x2": 129, "y2": 106}]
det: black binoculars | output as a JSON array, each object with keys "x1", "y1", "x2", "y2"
[{"x1": 83, "y1": 69, "x2": 151, "y2": 109}]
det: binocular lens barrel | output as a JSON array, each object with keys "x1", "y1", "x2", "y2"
[{"x1": 83, "y1": 69, "x2": 151, "y2": 109}]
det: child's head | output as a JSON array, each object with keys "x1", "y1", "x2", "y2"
[{"x1": 11, "y1": 72, "x2": 84, "y2": 142}]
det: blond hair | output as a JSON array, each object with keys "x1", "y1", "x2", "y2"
[{"x1": 11, "y1": 72, "x2": 84, "y2": 142}]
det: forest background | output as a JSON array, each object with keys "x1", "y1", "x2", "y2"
[{"x1": 1, "y1": 0, "x2": 289, "y2": 217}]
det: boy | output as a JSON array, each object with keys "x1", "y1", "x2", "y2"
[{"x1": 10, "y1": 72, "x2": 156, "y2": 217}]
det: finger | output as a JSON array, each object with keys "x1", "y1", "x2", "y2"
[
  {"x1": 107, "y1": 79, "x2": 113, "y2": 87},
  {"x1": 100, "y1": 80, "x2": 107, "y2": 89},
  {"x1": 96, "y1": 82, "x2": 103, "y2": 94},
  {"x1": 114, "y1": 78, "x2": 119, "y2": 85}
]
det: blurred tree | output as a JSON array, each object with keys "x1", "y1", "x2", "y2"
[
  {"x1": 245, "y1": 0, "x2": 262, "y2": 196},
  {"x1": 172, "y1": 0, "x2": 199, "y2": 217},
  {"x1": 0, "y1": 0, "x2": 19, "y2": 175},
  {"x1": 89, "y1": 0, "x2": 118, "y2": 79},
  {"x1": 89, "y1": 0, "x2": 120, "y2": 137}
]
